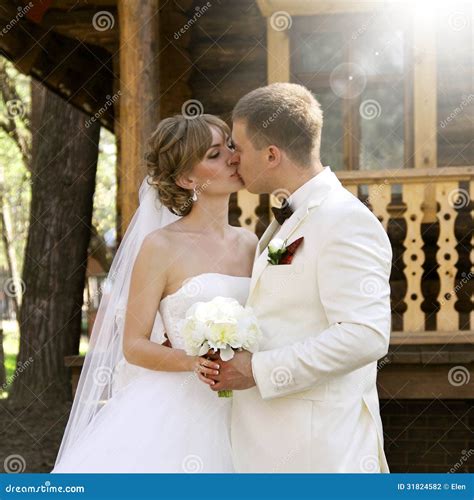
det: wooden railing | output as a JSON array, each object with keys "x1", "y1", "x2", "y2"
[
  {"x1": 338, "y1": 166, "x2": 473, "y2": 344},
  {"x1": 237, "y1": 166, "x2": 473, "y2": 345}
]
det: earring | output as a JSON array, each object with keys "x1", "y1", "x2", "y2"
[{"x1": 192, "y1": 186, "x2": 198, "y2": 202}]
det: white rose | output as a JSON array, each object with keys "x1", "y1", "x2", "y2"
[
  {"x1": 207, "y1": 321, "x2": 239, "y2": 350},
  {"x1": 268, "y1": 238, "x2": 286, "y2": 253},
  {"x1": 181, "y1": 318, "x2": 207, "y2": 355},
  {"x1": 236, "y1": 312, "x2": 262, "y2": 353}
]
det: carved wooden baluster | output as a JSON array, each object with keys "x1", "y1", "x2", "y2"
[
  {"x1": 345, "y1": 184, "x2": 358, "y2": 197},
  {"x1": 436, "y1": 182, "x2": 459, "y2": 331},
  {"x1": 237, "y1": 191, "x2": 260, "y2": 234},
  {"x1": 402, "y1": 183, "x2": 425, "y2": 332},
  {"x1": 368, "y1": 181, "x2": 391, "y2": 231}
]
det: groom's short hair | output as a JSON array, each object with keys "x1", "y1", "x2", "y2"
[{"x1": 232, "y1": 83, "x2": 323, "y2": 167}]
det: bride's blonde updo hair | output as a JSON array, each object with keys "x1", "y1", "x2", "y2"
[{"x1": 145, "y1": 113, "x2": 231, "y2": 216}]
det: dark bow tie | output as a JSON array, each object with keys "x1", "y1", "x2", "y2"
[{"x1": 271, "y1": 202, "x2": 293, "y2": 225}]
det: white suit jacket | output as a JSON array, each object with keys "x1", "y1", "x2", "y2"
[{"x1": 231, "y1": 167, "x2": 392, "y2": 473}]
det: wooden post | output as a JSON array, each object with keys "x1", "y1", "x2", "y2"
[
  {"x1": 266, "y1": 18, "x2": 290, "y2": 83},
  {"x1": 117, "y1": 0, "x2": 160, "y2": 235},
  {"x1": 245, "y1": 3, "x2": 292, "y2": 229},
  {"x1": 413, "y1": 6, "x2": 438, "y2": 223}
]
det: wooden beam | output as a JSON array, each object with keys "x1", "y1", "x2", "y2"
[
  {"x1": 0, "y1": 1, "x2": 115, "y2": 130},
  {"x1": 256, "y1": 0, "x2": 384, "y2": 17},
  {"x1": 378, "y1": 362, "x2": 474, "y2": 399},
  {"x1": 390, "y1": 330, "x2": 474, "y2": 345},
  {"x1": 117, "y1": 0, "x2": 160, "y2": 234},
  {"x1": 337, "y1": 165, "x2": 474, "y2": 185}
]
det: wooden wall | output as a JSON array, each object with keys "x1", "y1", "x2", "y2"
[
  {"x1": 159, "y1": 0, "x2": 193, "y2": 117},
  {"x1": 189, "y1": 0, "x2": 267, "y2": 119},
  {"x1": 188, "y1": 0, "x2": 270, "y2": 235}
]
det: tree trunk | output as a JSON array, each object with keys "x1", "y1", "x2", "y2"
[{"x1": 10, "y1": 82, "x2": 100, "y2": 404}]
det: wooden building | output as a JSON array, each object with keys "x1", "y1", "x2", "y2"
[{"x1": 0, "y1": 0, "x2": 472, "y2": 472}]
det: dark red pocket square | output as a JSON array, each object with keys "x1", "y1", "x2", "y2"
[{"x1": 279, "y1": 237, "x2": 304, "y2": 265}]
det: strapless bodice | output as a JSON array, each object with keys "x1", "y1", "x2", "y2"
[{"x1": 157, "y1": 273, "x2": 251, "y2": 349}]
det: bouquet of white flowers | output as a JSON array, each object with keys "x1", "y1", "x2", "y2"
[{"x1": 180, "y1": 296, "x2": 262, "y2": 397}]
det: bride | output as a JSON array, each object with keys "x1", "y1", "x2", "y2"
[{"x1": 52, "y1": 113, "x2": 257, "y2": 473}]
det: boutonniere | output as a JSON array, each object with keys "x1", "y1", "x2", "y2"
[{"x1": 267, "y1": 237, "x2": 304, "y2": 265}]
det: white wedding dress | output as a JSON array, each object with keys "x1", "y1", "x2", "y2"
[{"x1": 52, "y1": 273, "x2": 250, "y2": 473}]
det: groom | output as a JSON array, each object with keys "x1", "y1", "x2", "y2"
[{"x1": 201, "y1": 83, "x2": 392, "y2": 473}]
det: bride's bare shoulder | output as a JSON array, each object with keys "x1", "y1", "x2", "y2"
[
  {"x1": 141, "y1": 221, "x2": 189, "y2": 256},
  {"x1": 139, "y1": 227, "x2": 173, "y2": 262}
]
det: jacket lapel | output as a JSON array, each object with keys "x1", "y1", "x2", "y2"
[
  {"x1": 257, "y1": 218, "x2": 280, "y2": 256},
  {"x1": 247, "y1": 168, "x2": 342, "y2": 303},
  {"x1": 247, "y1": 199, "x2": 320, "y2": 302}
]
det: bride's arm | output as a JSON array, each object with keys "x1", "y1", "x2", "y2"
[{"x1": 122, "y1": 232, "x2": 219, "y2": 377}]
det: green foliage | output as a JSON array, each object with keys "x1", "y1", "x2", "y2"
[
  {"x1": 1, "y1": 320, "x2": 19, "y2": 396},
  {"x1": 0, "y1": 60, "x2": 32, "y2": 272},
  {"x1": 94, "y1": 128, "x2": 117, "y2": 243},
  {"x1": 0, "y1": 57, "x2": 117, "y2": 274}
]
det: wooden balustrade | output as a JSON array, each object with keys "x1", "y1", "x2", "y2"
[
  {"x1": 236, "y1": 166, "x2": 473, "y2": 343},
  {"x1": 339, "y1": 166, "x2": 473, "y2": 341}
]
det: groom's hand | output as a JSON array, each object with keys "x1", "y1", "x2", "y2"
[{"x1": 197, "y1": 350, "x2": 256, "y2": 391}]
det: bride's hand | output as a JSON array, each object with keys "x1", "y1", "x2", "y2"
[{"x1": 192, "y1": 356, "x2": 220, "y2": 382}]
